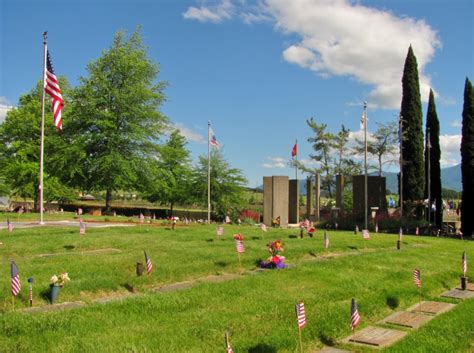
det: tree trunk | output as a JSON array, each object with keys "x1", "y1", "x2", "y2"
[
  {"x1": 105, "y1": 189, "x2": 112, "y2": 213},
  {"x1": 170, "y1": 202, "x2": 174, "y2": 217}
]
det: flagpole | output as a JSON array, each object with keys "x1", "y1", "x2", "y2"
[
  {"x1": 298, "y1": 326, "x2": 303, "y2": 353},
  {"x1": 363, "y1": 102, "x2": 368, "y2": 231},
  {"x1": 207, "y1": 121, "x2": 211, "y2": 224},
  {"x1": 427, "y1": 128, "x2": 431, "y2": 224},
  {"x1": 39, "y1": 31, "x2": 48, "y2": 225},
  {"x1": 295, "y1": 139, "x2": 299, "y2": 224},
  {"x1": 399, "y1": 116, "x2": 404, "y2": 219}
]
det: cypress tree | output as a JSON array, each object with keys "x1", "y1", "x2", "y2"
[
  {"x1": 400, "y1": 46, "x2": 425, "y2": 207},
  {"x1": 460, "y1": 78, "x2": 474, "y2": 237},
  {"x1": 424, "y1": 89, "x2": 442, "y2": 228}
]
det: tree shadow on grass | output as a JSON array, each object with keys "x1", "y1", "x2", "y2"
[
  {"x1": 248, "y1": 343, "x2": 277, "y2": 353},
  {"x1": 386, "y1": 295, "x2": 399, "y2": 309},
  {"x1": 121, "y1": 283, "x2": 135, "y2": 293},
  {"x1": 347, "y1": 246, "x2": 358, "y2": 250},
  {"x1": 251, "y1": 236, "x2": 260, "y2": 240},
  {"x1": 214, "y1": 261, "x2": 228, "y2": 268},
  {"x1": 206, "y1": 238, "x2": 214, "y2": 242},
  {"x1": 308, "y1": 251, "x2": 317, "y2": 257},
  {"x1": 288, "y1": 235, "x2": 298, "y2": 239},
  {"x1": 63, "y1": 245, "x2": 75, "y2": 250}
]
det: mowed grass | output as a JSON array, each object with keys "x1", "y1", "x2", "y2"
[{"x1": 0, "y1": 223, "x2": 473, "y2": 352}]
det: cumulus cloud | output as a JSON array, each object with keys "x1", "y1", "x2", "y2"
[
  {"x1": 184, "y1": 0, "x2": 441, "y2": 109},
  {"x1": 449, "y1": 119, "x2": 462, "y2": 128},
  {"x1": 168, "y1": 122, "x2": 207, "y2": 144},
  {"x1": 183, "y1": 0, "x2": 234, "y2": 23},
  {"x1": 0, "y1": 96, "x2": 14, "y2": 123},
  {"x1": 439, "y1": 134, "x2": 461, "y2": 167},
  {"x1": 262, "y1": 156, "x2": 288, "y2": 168}
]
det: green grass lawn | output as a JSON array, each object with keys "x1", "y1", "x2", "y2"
[{"x1": 0, "y1": 222, "x2": 472, "y2": 352}]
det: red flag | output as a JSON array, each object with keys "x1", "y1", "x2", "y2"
[{"x1": 291, "y1": 143, "x2": 297, "y2": 157}]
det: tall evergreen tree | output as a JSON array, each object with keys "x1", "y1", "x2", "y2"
[
  {"x1": 424, "y1": 89, "x2": 442, "y2": 228},
  {"x1": 400, "y1": 46, "x2": 425, "y2": 208},
  {"x1": 460, "y1": 78, "x2": 473, "y2": 237}
]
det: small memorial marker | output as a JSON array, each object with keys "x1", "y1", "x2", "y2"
[
  {"x1": 317, "y1": 347, "x2": 353, "y2": 353},
  {"x1": 379, "y1": 311, "x2": 434, "y2": 329},
  {"x1": 344, "y1": 326, "x2": 407, "y2": 348},
  {"x1": 407, "y1": 300, "x2": 456, "y2": 315},
  {"x1": 440, "y1": 288, "x2": 474, "y2": 300}
]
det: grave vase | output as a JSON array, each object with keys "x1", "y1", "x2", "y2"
[
  {"x1": 50, "y1": 285, "x2": 60, "y2": 304},
  {"x1": 461, "y1": 276, "x2": 467, "y2": 290}
]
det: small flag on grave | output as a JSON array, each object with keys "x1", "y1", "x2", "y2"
[
  {"x1": 79, "y1": 220, "x2": 86, "y2": 235},
  {"x1": 235, "y1": 239, "x2": 245, "y2": 253},
  {"x1": 7, "y1": 218, "x2": 13, "y2": 232},
  {"x1": 295, "y1": 301, "x2": 306, "y2": 328},
  {"x1": 216, "y1": 226, "x2": 224, "y2": 236},
  {"x1": 355, "y1": 225, "x2": 359, "y2": 234},
  {"x1": 260, "y1": 223, "x2": 267, "y2": 232},
  {"x1": 28, "y1": 277, "x2": 33, "y2": 306},
  {"x1": 11, "y1": 261, "x2": 21, "y2": 296},
  {"x1": 77, "y1": 208, "x2": 83, "y2": 215},
  {"x1": 399, "y1": 227, "x2": 403, "y2": 241},
  {"x1": 144, "y1": 251, "x2": 153, "y2": 274},
  {"x1": 139, "y1": 213, "x2": 145, "y2": 224},
  {"x1": 462, "y1": 251, "x2": 467, "y2": 277},
  {"x1": 375, "y1": 222, "x2": 378, "y2": 233},
  {"x1": 350, "y1": 298, "x2": 361, "y2": 331},
  {"x1": 415, "y1": 227, "x2": 419, "y2": 235},
  {"x1": 413, "y1": 269, "x2": 421, "y2": 288},
  {"x1": 362, "y1": 229, "x2": 370, "y2": 239},
  {"x1": 335, "y1": 222, "x2": 338, "y2": 230},
  {"x1": 324, "y1": 231, "x2": 329, "y2": 249},
  {"x1": 225, "y1": 332, "x2": 233, "y2": 353}
]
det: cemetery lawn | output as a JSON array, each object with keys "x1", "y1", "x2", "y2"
[{"x1": 0, "y1": 223, "x2": 473, "y2": 352}]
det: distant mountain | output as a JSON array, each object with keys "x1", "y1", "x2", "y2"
[{"x1": 255, "y1": 164, "x2": 462, "y2": 194}]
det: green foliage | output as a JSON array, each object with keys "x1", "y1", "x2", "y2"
[
  {"x1": 425, "y1": 89, "x2": 442, "y2": 227},
  {"x1": 460, "y1": 77, "x2": 474, "y2": 236},
  {"x1": 66, "y1": 29, "x2": 168, "y2": 208},
  {"x1": 191, "y1": 149, "x2": 247, "y2": 220},
  {"x1": 300, "y1": 120, "x2": 360, "y2": 198},
  {"x1": 354, "y1": 120, "x2": 398, "y2": 176},
  {"x1": 400, "y1": 46, "x2": 425, "y2": 202},
  {"x1": 0, "y1": 80, "x2": 76, "y2": 204}
]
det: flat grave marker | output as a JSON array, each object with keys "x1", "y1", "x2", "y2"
[
  {"x1": 343, "y1": 326, "x2": 407, "y2": 348},
  {"x1": 317, "y1": 347, "x2": 353, "y2": 353},
  {"x1": 440, "y1": 288, "x2": 474, "y2": 300},
  {"x1": 406, "y1": 301, "x2": 456, "y2": 315},
  {"x1": 378, "y1": 311, "x2": 434, "y2": 329}
]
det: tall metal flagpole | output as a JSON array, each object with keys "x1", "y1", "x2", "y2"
[
  {"x1": 399, "y1": 116, "x2": 404, "y2": 218},
  {"x1": 295, "y1": 139, "x2": 299, "y2": 224},
  {"x1": 207, "y1": 121, "x2": 211, "y2": 224},
  {"x1": 363, "y1": 102, "x2": 368, "y2": 230},
  {"x1": 427, "y1": 128, "x2": 431, "y2": 224},
  {"x1": 39, "y1": 32, "x2": 48, "y2": 225}
]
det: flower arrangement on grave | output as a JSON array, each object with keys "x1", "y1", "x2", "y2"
[
  {"x1": 50, "y1": 273, "x2": 70, "y2": 288},
  {"x1": 233, "y1": 233, "x2": 244, "y2": 241},
  {"x1": 260, "y1": 240, "x2": 287, "y2": 269}
]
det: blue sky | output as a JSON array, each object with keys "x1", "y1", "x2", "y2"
[{"x1": 1, "y1": 0, "x2": 473, "y2": 187}]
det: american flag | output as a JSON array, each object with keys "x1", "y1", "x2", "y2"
[
  {"x1": 291, "y1": 143, "x2": 297, "y2": 158},
  {"x1": 144, "y1": 251, "x2": 153, "y2": 274},
  {"x1": 462, "y1": 251, "x2": 467, "y2": 277},
  {"x1": 226, "y1": 344, "x2": 233, "y2": 353},
  {"x1": 350, "y1": 298, "x2": 361, "y2": 331},
  {"x1": 28, "y1": 278, "x2": 33, "y2": 305},
  {"x1": 295, "y1": 301, "x2": 306, "y2": 329},
  {"x1": 362, "y1": 229, "x2": 370, "y2": 239},
  {"x1": 11, "y1": 261, "x2": 21, "y2": 296},
  {"x1": 79, "y1": 220, "x2": 86, "y2": 235},
  {"x1": 139, "y1": 213, "x2": 145, "y2": 223},
  {"x1": 260, "y1": 223, "x2": 267, "y2": 232},
  {"x1": 399, "y1": 227, "x2": 403, "y2": 240},
  {"x1": 413, "y1": 269, "x2": 421, "y2": 288},
  {"x1": 235, "y1": 239, "x2": 245, "y2": 253},
  {"x1": 216, "y1": 226, "x2": 224, "y2": 236},
  {"x1": 44, "y1": 50, "x2": 64, "y2": 130},
  {"x1": 209, "y1": 127, "x2": 219, "y2": 147},
  {"x1": 7, "y1": 218, "x2": 13, "y2": 232},
  {"x1": 415, "y1": 227, "x2": 419, "y2": 235},
  {"x1": 324, "y1": 231, "x2": 329, "y2": 249}
]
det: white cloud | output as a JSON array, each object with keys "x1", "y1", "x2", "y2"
[
  {"x1": 450, "y1": 119, "x2": 462, "y2": 128},
  {"x1": 169, "y1": 122, "x2": 207, "y2": 144},
  {"x1": 439, "y1": 134, "x2": 461, "y2": 167},
  {"x1": 262, "y1": 156, "x2": 288, "y2": 168},
  {"x1": 183, "y1": 0, "x2": 234, "y2": 23},
  {"x1": 0, "y1": 96, "x2": 14, "y2": 123},
  {"x1": 267, "y1": 0, "x2": 440, "y2": 109}
]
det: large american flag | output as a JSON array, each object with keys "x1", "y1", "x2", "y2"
[
  {"x1": 45, "y1": 50, "x2": 64, "y2": 130},
  {"x1": 413, "y1": 269, "x2": 421, "y2": 288},
  {"x1": 11, "y1": 261, "x2": 21, "y2": 296},
  {"x1": 350, "y1": 298, "x2": 361, "y2": 331},
  {"x1": 144, "y1": 251, "x2": 153, "y2": 274},
  {"x1": 209, "y1": 127, "x2": 219, "y2": 147},
  {"x1": 235, "y1": 240, "x2": 245, "y2": 253},
  {"x1": 462, "y1": 252, "x2": 467, "y2": 277},
  {"x1": 295, "y1": 301, "x2": 306, "y2": 329}
]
